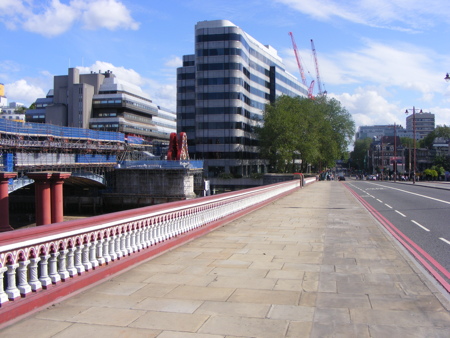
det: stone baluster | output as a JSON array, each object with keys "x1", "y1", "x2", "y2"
[
  {"x1": 39, "y1": 254, "x2": 52, "y2": 288},
  {"x1": 28, "y1": 257, "x2": 42, "y2": 291},
  {"x1": 120, "y1": 229, "x2": 128, "y2": 256},
  {"x1": 66, "y1": 246, "x2": 77, "y2": 277},
  {"x1": 74, "y1": 244, "x2": 85, "y2": 274},
  {"x1": 131, "y1": 225, "x2": 138, "y2": 253},
  {"x1": 135, "y1": 225, "x2": 143, "y2": 251},
  {"x1": 156, "y1": 217, "x2": 162, "y2": 243},
  {"x1": 114, "y1": 230, "x2": 123, "y2": 259},
  {"x1": 5, "y1": 263, "x2": 20, "y2": 300},
  {"x1": 48, "y1": 251, "x2": 61, "y2": 284},
  {"x1": 17, "y1": 259, "x2": 32, "y2": 296},
  {"x1": 124, "y1": 227, "x2": 132, "y2": 255},
  {"x1": 58, "y1": 249, "x2": 69, "y2": 281},
  {"x1": 96, "y1": 237, "x2": 106, "y2": 266},
  {"x1": 0, "y1": 267, "x2": 9, "y2": 304},
  {"x1": 89, "y1": 238, "x2": 99, "y2": 269},
  {"x1": 103, "y1": 235, "x2": 112, "y2": 263},
  {"x1": 82, "y1": 241, "x2": 93, "y2": 271},
  {"x1": 109, "y1": 233, "x2": 117, "y2": 261},
  {"x1": 150, "y1": 219, "x2": 157, "y2": 245}
]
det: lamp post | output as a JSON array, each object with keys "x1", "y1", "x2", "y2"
[
  {"x1": 405, "y1": 107, "x2": 422, "y2": 185},
  {"x1": 445, "y1": 73, "x2": 450, "y2": 82}
]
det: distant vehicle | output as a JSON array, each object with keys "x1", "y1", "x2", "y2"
[
  {"x1": 338, "y1": 176, "x2": 345, "y2": 181},
  {"x1": 368, "y1": 175, "x2": 377, "y2": 180}
]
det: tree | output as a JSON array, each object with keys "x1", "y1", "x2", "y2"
[
  {"x1": 351, "y1": 138, "x2": 372, "y2": 170},
  {"x1": 256, "y1": 95, "x2": 355, "y2": 173},
  {"x1": 420, "y1": 125, "x2": 450, "y2": 149}
]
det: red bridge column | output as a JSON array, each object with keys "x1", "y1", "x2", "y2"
[
  {"x1": 0, "y1": 172, "x2": 17, "y2": 232},
  {"x1": 28, "y1": 173, "x2": 53, "y2": 226},
  {"x1": 50, "y1": 172, "x2": 71, "y2": 224}
]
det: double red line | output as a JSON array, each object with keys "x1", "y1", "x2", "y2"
[{"x1": 344, "y1": 184, "x2": 450, "y2": 293}]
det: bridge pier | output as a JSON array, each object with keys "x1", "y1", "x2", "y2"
[
  {"x1": 50, "y1": 173, "x2": 71, "y2": 223},
  {"x1": 0, "y1": 172, "x2": 17, "y2": 232},
  {"x1": 28, "y1": 172, "x2": 71, "y2": 226}
]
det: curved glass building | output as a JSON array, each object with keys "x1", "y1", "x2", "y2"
[{"x1": 177, "y1": 20, "x2": 307, "y2": 177}]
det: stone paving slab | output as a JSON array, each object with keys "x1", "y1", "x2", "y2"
[{"x1": 1, "y1": 181, "x2": 449, "y2": 337}]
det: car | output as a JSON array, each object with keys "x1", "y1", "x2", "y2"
[{"x1": 337, "y1": 176, "x2": 345, "y2": 181}]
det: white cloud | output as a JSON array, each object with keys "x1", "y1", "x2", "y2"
[
  {"x1": 330, "y1": 88, "x2": 402, "y2": 129},
  {"x1": 4, "y1": 79, "x2": 46, "y2": 106},
  {"x1": 76, "y1": 0, "x2": 140, "y2": 31},
  {"x1": 77, "y1": 61, "x2": 176, "y2": 110},
  {"x1": 78, "y1": 61, "x2": 146, "y2": 86},
  {"x1": 23, "y1": 0, "x2": 78, "y2": 38},
  {"x1": 164, "y1": 56, "x2": 183, "y2": 68},
  {"x1": 1, "y1": 0, "x2": 139, "y2": 37},
  {"x1": 274, "y1": 0, "x2": 450, "y2": 30}
]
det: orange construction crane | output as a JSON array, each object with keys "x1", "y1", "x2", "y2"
[
  {"x1": 310, "y1": 39, "x2": 326, "y2": 96},
  {"x1": 289, "y1": 32, "x2": 314, "y2": 99}
]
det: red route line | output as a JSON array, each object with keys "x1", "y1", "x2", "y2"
[{"x1": 343, "y1": 183, "x2": 450, "y2": 293}]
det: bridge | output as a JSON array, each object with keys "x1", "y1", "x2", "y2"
[
  {"x1": 0, "y1": 118, "x2": 127, "y2": 194},
  {"x1": 1, "y1": 178, "x2": 449, "y2": 336}
]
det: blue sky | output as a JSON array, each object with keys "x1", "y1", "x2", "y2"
[{"x1": 1, "y1": 0, "x2": 450, "y2": 137}]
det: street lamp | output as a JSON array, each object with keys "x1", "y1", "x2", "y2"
[
  {"x1": 404, "y1": 107, "x2": 422, "y2": 184},
  {"x1": 445, "y1": 73, "x2": 450, "y2": 82}
]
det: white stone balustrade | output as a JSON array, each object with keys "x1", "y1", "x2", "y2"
[{"x1": 0, "y1": 180, "x2": 300, "y2": 307}]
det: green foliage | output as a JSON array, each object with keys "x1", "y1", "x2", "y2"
[
  {"x1": 420, "y1": 125, "x2": 450, "y2": 149},
  {"x1": 400, "y1": 137, "x2": 414, "y2": 147},
  {"x1": 351, "y1": 138, "x2": 372, "y2": 170},
  {"x1": 256, "y1": 95, "x2": 355, "y2": 173},
  {"x1": 434, "y1": 156, "x2": 450, "y2": 171},
  {"x1": 423, "y1": 168, "x2": 438, "y2": 179}
]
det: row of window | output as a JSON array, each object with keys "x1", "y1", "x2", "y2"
[
  {"x1": 196, "y1": 92, "x2": 267, "y2": 110},
  {"x1": 180, "y1": 106, "x2": 261, "y2": 120},
  {"x1": 197, "y1": 121, "x2": 253, "y2": 132},
  {"x1": 193, "y1": 151, "x2": 261, "y2": 160},
  {"x1": 194, "y1": 136, "x2": 259, "y2": 146},
  {"x1": 93, "y1": 98, "x2": 158, "y2": 114},
  {"x1": 196, "y1": 32, "x2": 284, "y2": 73}
]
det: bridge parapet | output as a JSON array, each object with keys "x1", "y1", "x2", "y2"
[{"x1": 0, "y1": 179, "x2": 302, "y2": 324}]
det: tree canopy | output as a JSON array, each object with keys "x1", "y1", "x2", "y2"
[
  {"x1": 351, "y1": 138, "x2": 372, "y2": 170},
  {"x1": 256, "y1": 95, "x2": 355, "y2": 173},
  {"x1": 420, "y1": 125, "x2": 450, "y2": 149}
]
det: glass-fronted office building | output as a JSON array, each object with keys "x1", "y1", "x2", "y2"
[{"x1": 177, "y1": 20, "x2": 307, "y2": 177}]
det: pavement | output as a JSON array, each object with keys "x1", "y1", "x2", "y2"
[{"x1": 1, "y1": 181, "x2": 449, "y2": 337}]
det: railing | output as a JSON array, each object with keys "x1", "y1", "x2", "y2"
[{"x1": 0, "y1": 179, "x2": 301, "y2": 311}]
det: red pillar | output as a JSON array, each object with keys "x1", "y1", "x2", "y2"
[
  {"x1": 50, "y1": 173, "x2": 71, "y2": 224},
  {"x1": 28, "y1": 173, "x2": 53, "y2": 226},
  {"x1": 0, "y1": 172, "x2": 17, "y2": 232}
]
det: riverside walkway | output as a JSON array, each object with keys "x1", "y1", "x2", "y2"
[{"x1": 1, "y1": 181, "x2": 449, "y2": 337}]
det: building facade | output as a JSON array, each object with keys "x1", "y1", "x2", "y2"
[
  {"x1": 26, "y1": 68, "x2": 176, "y2": 147},
  {"x1": 355, "y1": 125, "x2": 412, "y2": 141},
  {"x1": 406, "y1": 111, "x2": 435, "y2": 139},
  {"x1": 177, "y1": 20, "x2": 307, "y2": 177}
]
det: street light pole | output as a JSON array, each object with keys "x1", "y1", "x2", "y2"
[{"x1": 405, "y1": 107, "x2": 422, "y2": 185}]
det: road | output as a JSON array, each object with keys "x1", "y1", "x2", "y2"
[{"x1": 343, "y1": 179, "x2": 450, "y2": 292}]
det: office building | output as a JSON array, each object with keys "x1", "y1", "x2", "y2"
[
  {"x1": 355, "y1": 125, "x2": 413, "y2": 141},
  {"x1": 406, "y1": 111, "x2": 435, "y2": 139},
  {"x1": 26, "y1": 68, "x2": 176, "y2": 146},
  {"x1": 177, "y1": 20, "x2": 307, "y2": 177}
]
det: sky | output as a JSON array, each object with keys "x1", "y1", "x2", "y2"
[{"x1": 1, "y1": 0, "x2": 450, "y2": 141}]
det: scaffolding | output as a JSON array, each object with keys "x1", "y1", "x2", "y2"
[{"x1": 0, "y1": 119, "x2": 126, "y2": 174}]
